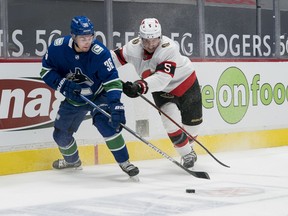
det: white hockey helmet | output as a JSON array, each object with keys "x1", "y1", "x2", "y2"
[{"x1": 139, "y1": 18, "x2": 162, "y2": 39}]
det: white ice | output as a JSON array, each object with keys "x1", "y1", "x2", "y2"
[{"x1": 0, "y1": 146, "x2": 288, "y2": 216}]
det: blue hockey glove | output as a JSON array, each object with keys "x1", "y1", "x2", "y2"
[
  {"x1": 57, "y1": 78, "x2": 81, "y2": 101},
  {"x1": 109, "y1": 102, "x2": 126, "y2": 131},
  {"x1": 122, "y1": 80, "x2": 148, "y2": 98}
]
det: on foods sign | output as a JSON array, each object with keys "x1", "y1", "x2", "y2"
[{"x1": 202, "y1": 66, "x2": 288, "y2": 124}]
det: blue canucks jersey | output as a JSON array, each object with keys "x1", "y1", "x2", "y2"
[{"x1": 40, "y1": 35, "x2": 122, "y2": 105}]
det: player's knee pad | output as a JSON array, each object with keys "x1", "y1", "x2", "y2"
[
  {"x1": 160, "y1": 102, "x2": 181, "y2": 133},
  {"x1": 53, "y1": 127, "x2": 74, "y2": 147}
]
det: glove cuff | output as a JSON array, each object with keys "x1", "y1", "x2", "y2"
[
  {"x1": 137, "y1": 80, "x2": 148, "y2": 94},
  {"x1": 57, "y1": 78, "x2": 67, "y2": 92}
]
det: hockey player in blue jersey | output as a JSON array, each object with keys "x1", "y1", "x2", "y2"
[{"x1": 40, "y1": 16, "x2": 139, "y2": 177}]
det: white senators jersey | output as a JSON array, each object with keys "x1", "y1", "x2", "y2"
[{"x1": 111, "y1": 36, "x2": 196, "y2": 97}]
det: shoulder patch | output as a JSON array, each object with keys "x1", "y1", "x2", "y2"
[
  {"x1": 91, "y1": 44, "x2": 104, "y2": 55},
  {"x1": 162, "y1": 42, "x2": 170, "y2": 48},
  {"x1": 54, "y1": 37, "x2": 64, "y2": 46},
  {"x1": 132, "y1": 38, "x2": 140, "y2": 44}
]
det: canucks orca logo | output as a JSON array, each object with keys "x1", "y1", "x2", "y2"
[{"x1": 66, "y1": 67, "x2": 94, "y2": 86}]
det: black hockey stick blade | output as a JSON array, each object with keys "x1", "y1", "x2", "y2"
[
  {"x1": 172, "y1": 160, "x2": 210, "y2": 179},
  {"x1": 185, "y1": 168, "x2": 210, "y2": 179}
]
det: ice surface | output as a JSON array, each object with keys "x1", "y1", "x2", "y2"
[{"x1": 0, "y1": 146, "x2": 287, "y2": 216}]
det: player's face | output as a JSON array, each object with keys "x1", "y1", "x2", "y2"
[
  {"x1": 74, "y1": 34, "x2": 94, "y2": 52},
  {"x1": 142, "y1": 37, "x2": 161, "y2": 53}
]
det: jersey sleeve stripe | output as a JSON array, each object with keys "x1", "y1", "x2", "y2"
[
  {"x1": 40, "y1": 67, "x2": 51, "y2": 78},
  {"x1": 103, "y1": 79, "x2": 122, "y2": 92},
  {"x1": 106, "y1": 88, "x2": 122, "y2": 92},
  {"x1": 155, "y1": 61, "x2": 176, "y2": 77},
  {"x1": 114, "y1": 48, "x2": 127, "y2": 65}
]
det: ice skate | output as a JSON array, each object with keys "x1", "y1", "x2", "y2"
[
  {"x1": 52, "y1": 159, "x2": 82, "y2": 170},
  {"x1": 182, "y1": 149, "x2": 197, "y2": 168},
  {"x1": 119, "y1": 160, "x2": 139, "y2": 177}
]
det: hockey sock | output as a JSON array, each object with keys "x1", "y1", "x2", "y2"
[
  {"x1": 105, "y1": 133, "x2": 129, "y2": 163},
  {"x1": 168, "y1": 129, "x2": 191, "y2": 156},
  {"x1": 58, "y1": 138, "x2": 80, "y2": 163}
]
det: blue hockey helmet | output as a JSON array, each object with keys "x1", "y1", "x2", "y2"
[{"x1": 70, "y1": 16, "x2": 94, "y2": 36}]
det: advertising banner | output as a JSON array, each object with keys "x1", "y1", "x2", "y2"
[
  {"x1": 2, "y1": 1, "x2": 288, "y2": 58},
  {"x1": 195, "y1": 61, "x2": 288, "y2": 135},
  {"x1": 1, "y1": 60, "x2": 288, "y2": 152}
]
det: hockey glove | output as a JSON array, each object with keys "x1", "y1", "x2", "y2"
[
  {"x1": 122, "y1": 80, "x2": 148, "y2": 98},
  {"x1": 109, "y1": 102, "x2": 126, "y2": 131},
  {"x1": 57, "y1": 78, "x2": 81, "y2": 101}
]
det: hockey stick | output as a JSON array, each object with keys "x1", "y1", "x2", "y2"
[
  {"x1": 79, "y1": 94, "x2": 210, "y2": 179},
  {"x1": 138, "y1": 93, "x2": 230, "y2": 168}
]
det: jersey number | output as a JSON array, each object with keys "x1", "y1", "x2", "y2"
[{"x1": 104, "y1": 58, "x2": 115, "y2": 71}]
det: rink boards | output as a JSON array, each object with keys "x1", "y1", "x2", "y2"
[{"x1": 0, "y1": 60, "x2": 288, "y2": 175}]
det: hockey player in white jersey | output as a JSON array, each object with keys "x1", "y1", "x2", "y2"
[{"x1": 111, "y1": 18, "x2": 202, "y2": 168}]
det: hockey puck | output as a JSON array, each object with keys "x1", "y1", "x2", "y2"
[{"x1": 186, "y1": 189, "x2": 195, "y2": 193}]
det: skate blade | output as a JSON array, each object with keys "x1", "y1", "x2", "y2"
[
  {"x1": 53, "y1": 166, "x2": 83, "y2": 171},
  {"x1": 74, "y1": 166, "x2": 83, "y2": 170},
  {"x1": 128, "y1": 175, "x2": 140, "y2": 182}
]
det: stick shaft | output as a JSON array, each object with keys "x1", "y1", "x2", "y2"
[{"x1": 79, "y1": 94, "x2": 210, "y2": 179}]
